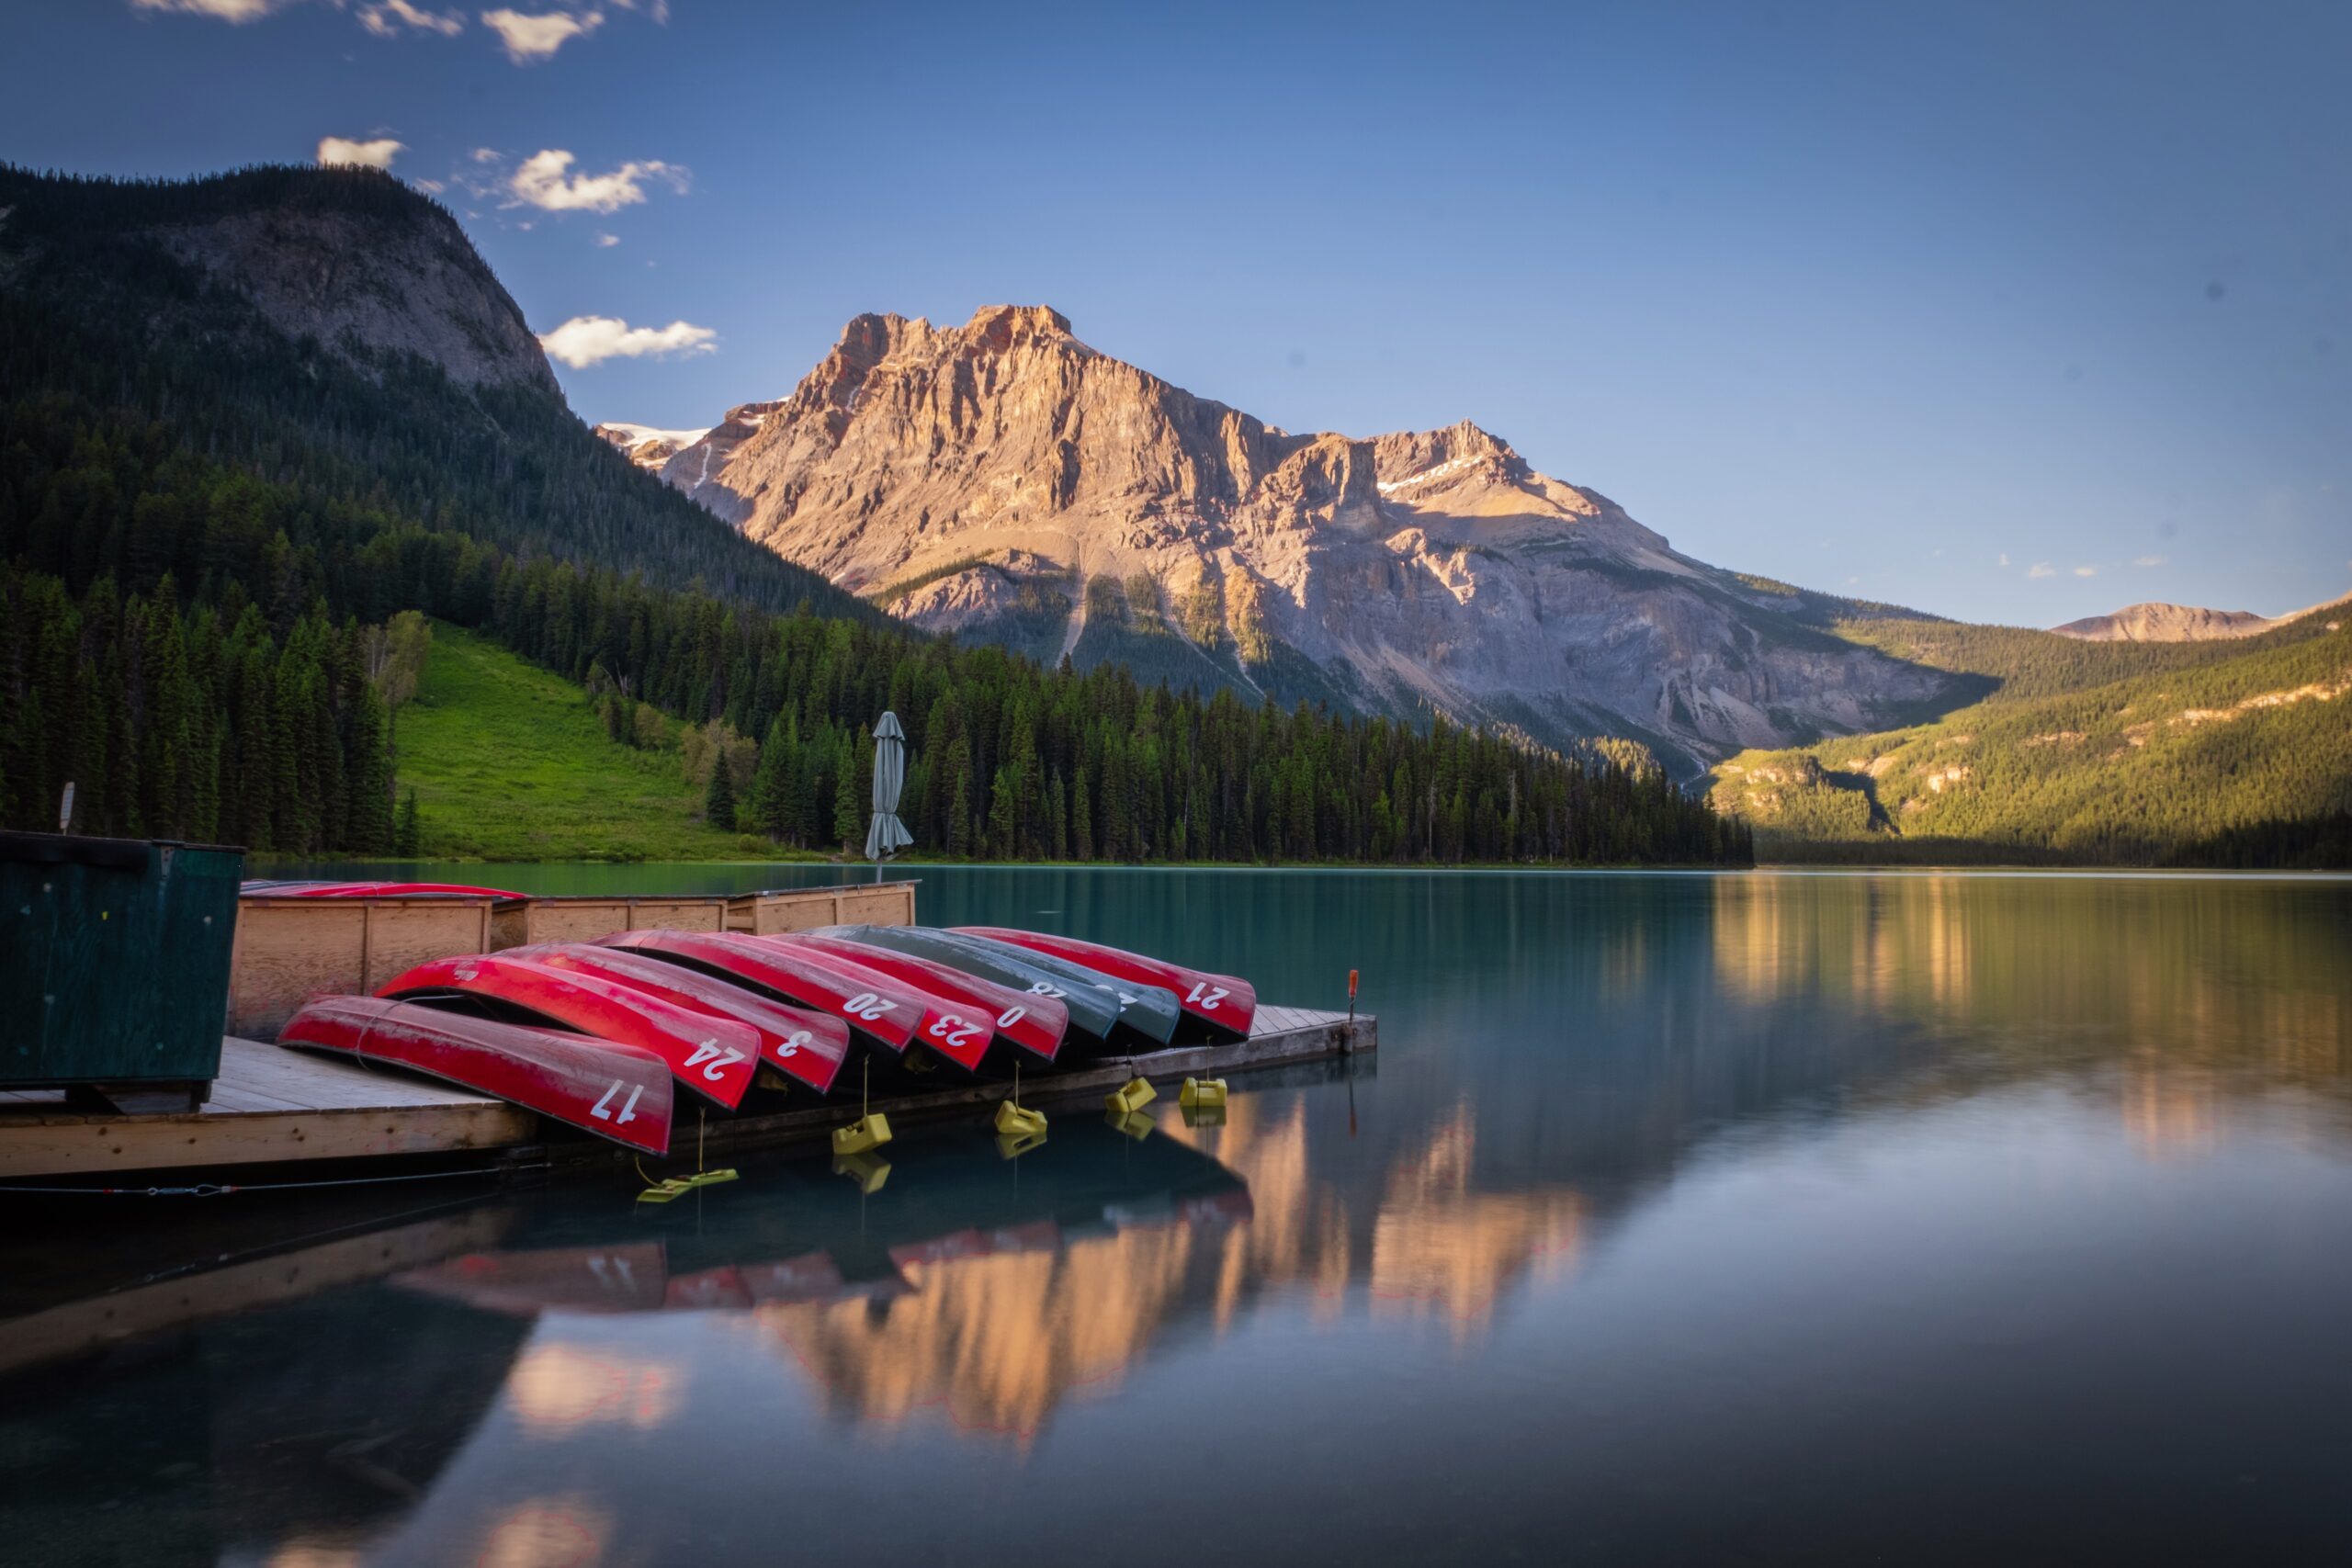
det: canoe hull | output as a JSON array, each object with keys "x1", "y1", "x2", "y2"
[
  {"x1": 594, "y1": 930, "x2": 973, "y2": 1074},
  {"x1": 951, "y1": 928, "x2": 1256, "y2": 1043},
  {"x1": 783, "y1": 933, "x2": 1069, "y2": 1067},
  {"x1": 503, "y1": 942, "x2": 851, "y2": 1096},
  {"x1": 277, "y1": 995, "x2": 673, "y2": 1154},
  {"x1": 374, "y1": 953, "x2": 763, "y2": 1110}
]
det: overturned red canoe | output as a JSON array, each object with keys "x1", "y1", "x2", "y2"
[
  {"x1": 374, "y1": 953, "x2": 763, "y2": 1110},
  {"x1": 594, "y1": 930, "x2": 981, "y2": 1072},
  {"x1": 782, "y1": 933, "x2": 1068, "y2": 1066},
  {"x1": 243, "y1": 880, "x2": 526, "y2": 899},
  {"x1": 277, "y1": 995, "x2": 673, "y2": 1154},
  {"x1": 506, "y1": 942, "x2": 851, "y2": 1095},
  {"x1": 950, "y1": 929, "x2": 1256, "y2": 1043}
]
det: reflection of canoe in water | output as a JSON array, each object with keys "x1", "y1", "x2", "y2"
[
  {"x1": 277, "y1": 996, "x2": 673, "y2": 1154},
  {"x1": 391, "y1": 1118, "x2": 1251, "y2": 1316},
  {"x1": 374, "y1": 952, "x2": 764, "y2": 1110},
  {"x1": 503, "y1": 942, "x2": 850, "y2": 1096},
  {"x1": 394, "y1": 1241, "x2": 672, "y2": 1315},
  {"x1": 952, "y1": 928, "x2": 1255, "y2": 1043},
  {"x1": 781, "y1": 932, "x2": 1070, "y2": 1067}
]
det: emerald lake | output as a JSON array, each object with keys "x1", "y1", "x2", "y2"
[{"x1": 6, "y1": 867, "x2": 2350, "y2": 1565}]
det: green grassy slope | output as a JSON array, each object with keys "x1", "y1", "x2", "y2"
[
  {"x1": 397, "y1": 626, "x2": 791, "y2": 862},
  {"x1": 1710, "y1": 615, "x2": 2352, "y2": 863}
]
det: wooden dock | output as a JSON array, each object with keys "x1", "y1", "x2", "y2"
[{"x1": 0, "y1": 1006, "x2": 1373, "y2": 1183}]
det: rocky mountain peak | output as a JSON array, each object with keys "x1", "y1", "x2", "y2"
[{"x1": 625, "y1": 306, "x2": 1953, "y2": 772}]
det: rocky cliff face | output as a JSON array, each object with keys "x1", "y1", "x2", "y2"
[
  {"x1": 639, "y1": 305, "x2": 1953, "y2": 772},
  {"x1": 147, "y1": 183, "x2": 558, "y2": 393},
  {"x1": 2052, "y1": 602, "x2": 2275, "y2": 642}
]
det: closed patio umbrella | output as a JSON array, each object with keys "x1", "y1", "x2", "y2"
[{"x1": 865, "y1": 711, "x2": 914, "y2": 876}]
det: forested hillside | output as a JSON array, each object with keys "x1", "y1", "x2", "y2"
[
  {"x1": 0, "y1": 164, "x2": 1743, "y2": 865},
  {"x1": 1711, "y1": 612, "x2": 2352, "y2": 864}
]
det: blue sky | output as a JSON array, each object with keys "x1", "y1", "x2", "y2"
[{"x1": 8, "y1": 1, "x2": 2348, "y2": 626}]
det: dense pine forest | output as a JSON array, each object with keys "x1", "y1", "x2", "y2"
[{"x1": 0, "y1": 164, "x2": 1745, "y2": 865}]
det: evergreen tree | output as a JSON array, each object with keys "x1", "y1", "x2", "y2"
[
  {"x1": 393, "y1": 787, "x2": 421, "y2": 855},
  {"x1": 705, "y1": 748, "x2": 737, "y2": 832}
]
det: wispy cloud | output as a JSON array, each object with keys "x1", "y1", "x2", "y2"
[
  {"x1": 2028, "y1": 562, "x2": 2055, "y2": 579},
  {"x1": 130, "y1": 0, "x2": 288, "y2": 20},
  {"x1": 538, "y1": 314, "x2": 715, "y2": 367},
  {"x1": 594, "y1": 231, "x2": 620, "y2": 246},
  {"x1": 508, "y1": 149, "x2": 687, "y2": 212},
  {"x1": 360, "y1": 0, "x2": 464, "y2": 36},
  {"x1": 2132, "y1": 554, "x2": 2168, "y2": 568},
  {"x1": 1998, "y1": 552, "x2": 2011, "y2": 568},
  {"x1": 480, "y1": 7, "x2": 603, "y2": 62},
  {"x1": 317, "y1": 135, "x2": 404, "y2": 170},
  {"x1": 2073, "y1": 565, "x2": 2098, "y2": 578}
]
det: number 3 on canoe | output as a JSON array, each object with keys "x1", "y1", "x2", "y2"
[
  {"x1": 775, "y1": 1031, "x2": 811, "y2": 1059},
  {"x1": 592, "y1": 1079, "x2": 645, "y2": 1125},
  {"x1": 1185, "y1": 982, "x2": 1229, "y2": 1010}
]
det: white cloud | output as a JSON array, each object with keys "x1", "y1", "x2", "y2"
[
  {"x1": 130, "y1": 0, "x2": 288, "y2": 21},
  {"x1": 537, "y1": 315, "x2": 716, "y2": 368},
  {"x1": 508, "y1": 149, "x2": 686, "y2": 212},
  {"x1": 414, "y1": 177, "x2": 447, "y2": 193},
  {"x1": 2132, "y1": 554, "x2": 2167, "y2": 568},
  {"x1": 1997, "y1": 552, "x2": 2011, "y2": 568},
  {"x1": 595, "y1": 231, "x2": 620, "y2": 246},
  {"x1": 2073, "y1": 565, "x2": 2098, "y2": 578},
  {"x1": 609, "y1": 0, "x2": 667, "y2": 17},
  {"x1": 470, "y1": 146, "x2": 502, "y2": 163},
  {"x1": 2028, "y1": 562, "x2": 2056, "y2": 579},
  {"x1": 481, "y1": 7, "x2": 603, "y2": 62},
  {"x1": 360, "y1": 0, "x2": 464, "y2": 36},
  {"x1": 317, "y1": 136, "x2": 404, "y2": 170}
]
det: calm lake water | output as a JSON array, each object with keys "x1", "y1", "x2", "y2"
[{"x1": 6, "y1": 867, "x2": 2351, "y2": 1565}]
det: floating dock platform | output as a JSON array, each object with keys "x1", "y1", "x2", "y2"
[{"x1": 0, "y1": 1006, "x2": 1374, "y2": 1184}]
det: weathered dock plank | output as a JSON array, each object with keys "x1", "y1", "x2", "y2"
[{"x1": 0, "y1": 1037, "x2": 535, "y2": 1180}]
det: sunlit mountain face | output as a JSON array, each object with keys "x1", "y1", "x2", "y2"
[{"x1": 6, "y1": 868, "x2": 2350, "y2": 1565}]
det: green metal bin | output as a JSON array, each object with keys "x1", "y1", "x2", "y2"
[{"x1": 2, "y1": 832, "x2": 245, "y2": 1094}]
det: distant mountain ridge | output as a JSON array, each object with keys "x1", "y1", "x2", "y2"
[
  {"x1": 2052, "y1": 601, "x2": 2275, "y2": 642},
  {"x1": 619, "y1": 304, "x2": 1957, "y2": 773}
]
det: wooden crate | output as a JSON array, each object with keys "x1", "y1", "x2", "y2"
[
  {"x1": 488, "y1": 896, "x2": 732, "y2": 950},
  {"x1": 726, "y1": 880, "x2": 917, "y2": 934},
  {"x1": 228, "y1": 897, "x2": 497, "y2": 1041}
]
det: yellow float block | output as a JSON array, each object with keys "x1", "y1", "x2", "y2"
[
  {"x1": 832, "y1": 1111, "x2": 893, "y2": 1156},
  {"x1": 1178, "y1": 1077, "x2": 1227, "y2": 1110},
  {"x1": 993, "y1": 1099, "x2": 1047, "y2": 1138},
  {"x1": 1104, "y1": 1076, "x2": 1157, "y2": 1115}
]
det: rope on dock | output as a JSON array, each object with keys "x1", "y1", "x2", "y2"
[{"x1": 0, "y1": 1163, "x2": 519, "y2": 1198}]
